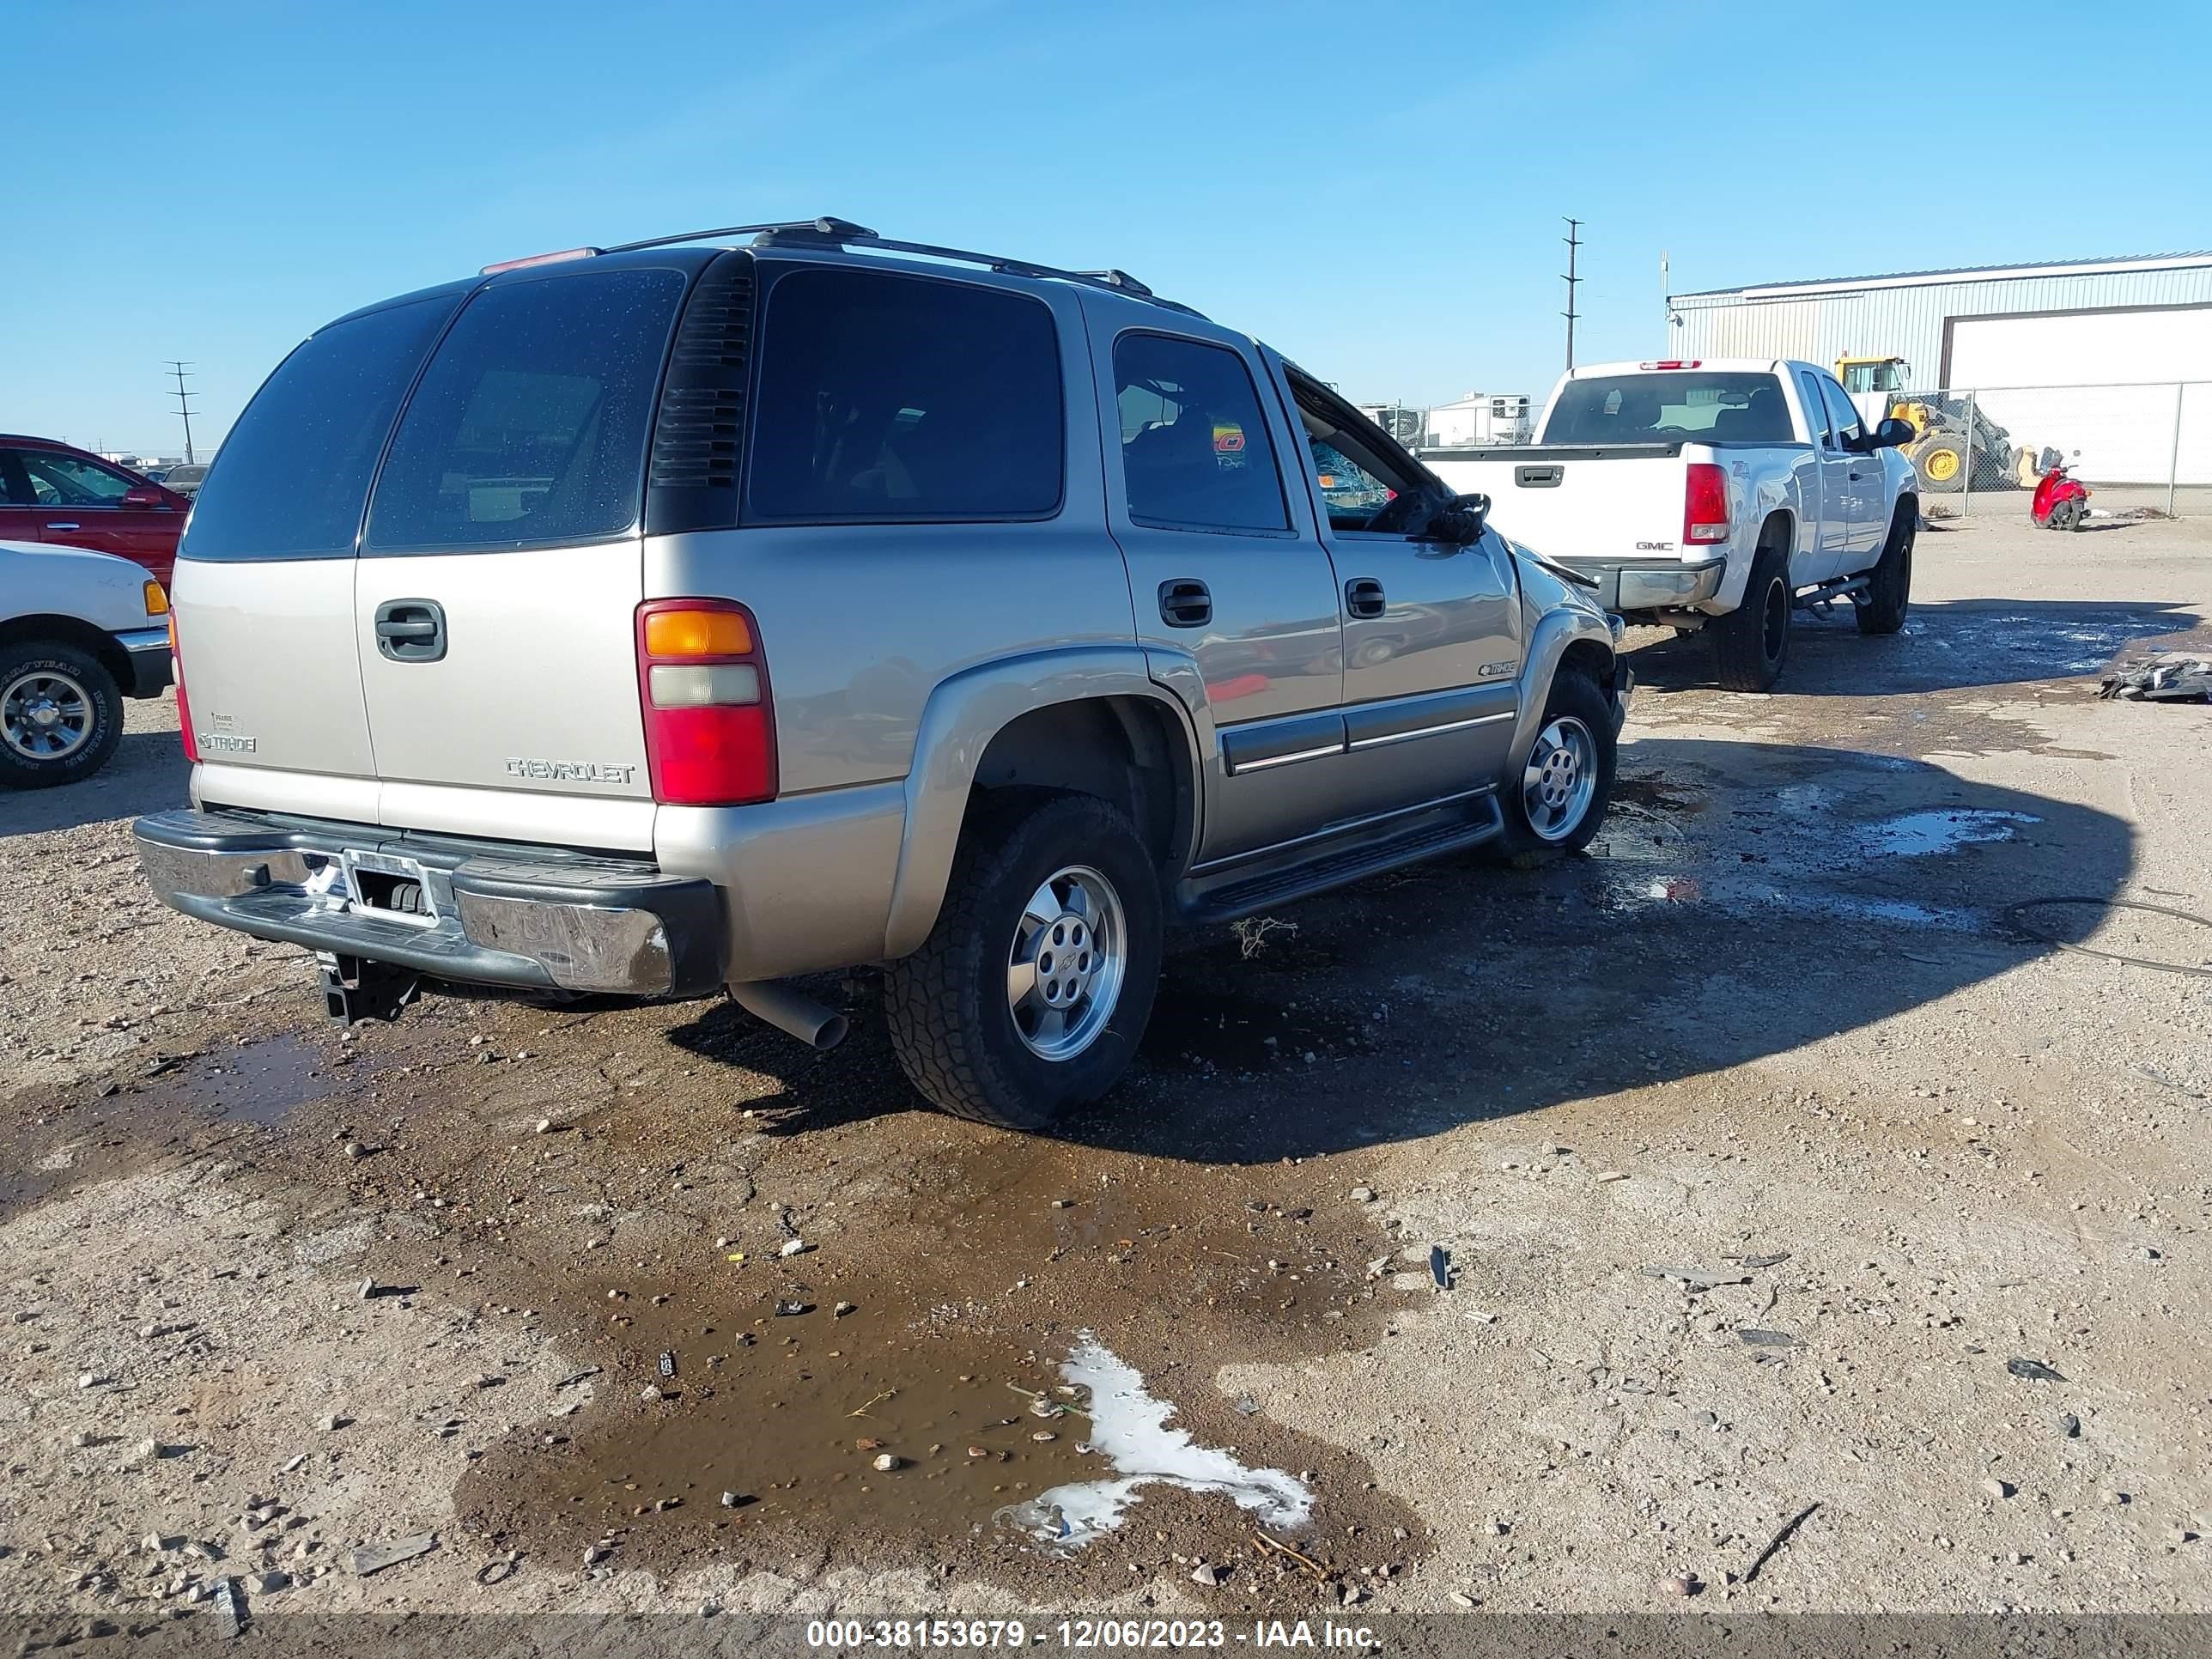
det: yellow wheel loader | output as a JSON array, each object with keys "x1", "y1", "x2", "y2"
[{"x1": 1836, "y1": 356, "x2": 2031, "y2": 493}]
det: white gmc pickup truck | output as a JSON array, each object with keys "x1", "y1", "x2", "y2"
[{"x1": 1421, "y1": 359, "x2": 1919, "y2": 690}]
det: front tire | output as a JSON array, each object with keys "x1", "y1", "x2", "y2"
[
  {"x1": 1495, "y1": 669, "x2": 1616, "y2": 862},
  {"x1": 0, "y1": 641, "x2": 124, "y2": 790},
  {"x1": 1712, "y1": 544, "x2": 1792, "y2": 691},
  {"x1": 1856, "y1": 506, "x2": 1915, "y2": 635},
  {"x1": 884, "y1": 791, "x2": 1163, "y2": 1132}
]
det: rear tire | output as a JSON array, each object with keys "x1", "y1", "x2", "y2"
[
  {"x1": 2055, "y1": 496, "x2": 2087, "y2": 532},
  {"x1": 1494, "y1": 669, "x2": 1616, "y2": 863},
  {"x1": 884, "y1": 791, "x2": 1163, "y2": 1132},
  {"x1": 1856, "y1": 506, "x2": 1915, "y2": 635},
  {"x1": 0, "y1": 641, "x2": 124, "y2": 790},
  {"x1": 1712, "y1": 544, "x2": 1792, "y2": 691}
]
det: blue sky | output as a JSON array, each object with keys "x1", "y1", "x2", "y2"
[{"x1": 9, "y1": 0, "x2": 2209, "y2": 455}]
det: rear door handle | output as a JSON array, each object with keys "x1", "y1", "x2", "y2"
[
  {"x1": 1158, "y1": 579, "x2": 1212, "y2": 629},
  {"x1": 374, "y1": 599, "x2": 447, "y2": 663},
  {"x1": 44, "y1": 522, "x2": 81, "y2": 532},
  {"x1": 1345, "y1": 577, "x2": 1387, "y2": 619}
]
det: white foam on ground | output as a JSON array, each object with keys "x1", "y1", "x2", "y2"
[{"x1": 999, "y1": 1334, "x2": 1312, "y2": 1549}]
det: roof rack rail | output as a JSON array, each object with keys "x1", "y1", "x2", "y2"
[
  {"x1": 750, "y1": 224, "x2": 1206, "y2": 319},
  {"x1": 599, "y1": 216, "x2": 880, "y2": 256}
]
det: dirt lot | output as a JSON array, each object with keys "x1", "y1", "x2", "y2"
[{"x1": 3, "y1": 514, "x2": 2209, "y2": 1637}]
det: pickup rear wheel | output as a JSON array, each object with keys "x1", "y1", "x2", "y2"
[
  {"x1": 0, "y1": 641, "x2": 124, "y2": 790},
  {"x1": 1856, "y1": 506, "x2": 1915, "y2": 635},
  {"x1": 1711, "y1": 544, "x2": 1792, "y2": 691},
  {"x1": 1494, "y1": 669, "x2": 1615, "y2": 863},
  {"x1": 884, "y1": 790, "x2": 1163, "y2": 1132}
]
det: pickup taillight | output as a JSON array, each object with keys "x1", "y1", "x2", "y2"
[
  {"x1": 170, "y1": 613, "x2": 200, "y2": 763},
  {"x1": 635, "y1": 599, "x2": 775, "y2": 805},
  {"x1": 1684, "y1": 463, "x2": 1730, "y2": 545}
]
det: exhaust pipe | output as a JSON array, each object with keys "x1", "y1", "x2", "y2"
[{"x1": 728, "y1": 980, "x2": 849, "y2": 1051}]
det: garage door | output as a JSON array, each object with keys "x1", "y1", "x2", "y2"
[{"x1": 1948, "y1": 306, "x2": 2212, "y2": 485}]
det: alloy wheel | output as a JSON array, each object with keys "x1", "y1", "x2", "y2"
[
  {"x1": 1522, "y1": 716, "x2": 1598, "y2": 842},
  {"x1": 2, "y1": 670, "x2": 94, "y2": 763},
  {"x1": 1006, "y1": 865, "x2": 1127, "y2": 1061}
]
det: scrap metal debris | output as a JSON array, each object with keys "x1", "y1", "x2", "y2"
[
  {"x1": 1646, "y1": 1266, "x2": 1752, "y2": 1291},
  {"x1": 1429, "y1": 1246, "x2": 1453, "y2": 1289},
  {"x1": 1736, "y1": 1328, "x2": 1800, "y2": 1347},
  {"x1": 1742, "y1": 1502, "x2": 1821, "y2": 1584},
  {"x1": 2007, "y1": 1357, "x2": 2068, "y2": 1382},
  {"x1": 2100, "y1": 654, "x2": 2211, "y2": 702},
  {"x1": 347, "y1": 1534, "x2": 438, "y2": 1576},
  {"x1": 211, "y1": 1576, "x2": 247, "y2": 1638}
]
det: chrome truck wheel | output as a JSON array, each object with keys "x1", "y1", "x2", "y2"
[
  {"x1": 1006, "y1": 864, "x2": 1127, "y2": 1061},
  {"x1": 3, "y1": 668, "x2": 94, "y2": 762},
  {"x1": 1521, "y1": 715, "x2": 1598, "y2": 842}
]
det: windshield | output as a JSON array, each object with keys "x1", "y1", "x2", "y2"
[{"x1": 1541, "y1": 371, "x2": 1793, "y2": 445}]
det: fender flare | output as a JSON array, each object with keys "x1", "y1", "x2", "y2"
[
  {"x1": 1508, "y1": 605, "x2": 1618, "y2": 775},
  {"x1": 881, "y1": 645, "x2": 1211, "y2": 958}
]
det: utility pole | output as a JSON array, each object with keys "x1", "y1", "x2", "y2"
[
  {"x1": 1561, "y1": 219, "x2": 1583, "y2": 372},
  {"x1": 167, "y1": 361, "x2": 199, "y2": 465}
]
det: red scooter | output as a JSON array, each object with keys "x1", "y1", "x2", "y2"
[{"x1": 2031, "y1": 447, "x2": 2090, "y2": 531}]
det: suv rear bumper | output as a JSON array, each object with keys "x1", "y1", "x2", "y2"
[{"x1": 133, "y1": 809, "x2": 725, "y2": 998}]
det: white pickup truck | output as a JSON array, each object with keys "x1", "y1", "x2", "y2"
[{"x1": 1420, "y1": 359, "x2": 1919, "y2": 690}]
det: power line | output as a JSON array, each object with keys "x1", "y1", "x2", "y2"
[
  {"x1": 1561, "y1": 218, "x2": 1583, "y2": 373},
  {"x1": 166, "y1": 361, "x2": 199, "y2": 465}
]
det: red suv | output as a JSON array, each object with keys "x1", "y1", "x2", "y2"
[{"x1": 0, "y1": 436, "x2": 193, "y2": 586}]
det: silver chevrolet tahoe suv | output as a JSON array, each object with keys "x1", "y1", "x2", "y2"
[{"x1": 136, "y1": 218, "x2": 1629, "y2": 1130}]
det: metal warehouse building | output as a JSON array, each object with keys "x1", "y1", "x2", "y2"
[
  {"x1": 1668, "y1": 252, "x2": 2212, "y2": 388},
  {"x1": 1669, "y1": 252, "x2": 2212, "y2": 496}
]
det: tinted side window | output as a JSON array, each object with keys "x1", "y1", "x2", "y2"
[
  {"x1": 366, "y1": 268, "x2": 685, "y2": 553},
  {"x1": 1796, "y1": 371, "x2": 1835, "y2": 447},
  {"x1": 748, "y1": 267, "x2": 1063, "y2": 522},
  {"x1": 182, "y1": 295, "x2": 456, "y2": 562},
  {"x1": 20, "y1": 452, "x2": 134, "y2": 506},
  {"x1": 1114, "y1": 333, "x2": 1288, "y2": 533},
  {"x1": 1818, "y1": 376, "x2": 1866, "y2": 447}
]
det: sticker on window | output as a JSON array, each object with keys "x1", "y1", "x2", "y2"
[{"x1": 1212, "y1": 422, "x2": 1246, "y2": 454}]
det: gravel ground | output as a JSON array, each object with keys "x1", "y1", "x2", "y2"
[{"x1": 2, "y1": 514, "x2": 2208, "y2": 1638}]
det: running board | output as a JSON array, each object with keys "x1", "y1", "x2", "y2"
[
  {"x1": 1176, "y1": 794, "x2": 1505, "y2": 924},
  {"x1": 1797, "y1": 574, "x2": 1870, "y2": 617}
]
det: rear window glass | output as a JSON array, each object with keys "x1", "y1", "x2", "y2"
[
  {"x1": 179, "y1": 295, "x2": 455, "y2": 562},
  {"x1": 1540, "y1": 372, "x2": 1793, "y2": 445},
  {"x1": 365, "y1": 267, "x2": 685, "y2": 553},
  {"x1": 748, "y1": 267, "x2": 1062, "y2": 522}
]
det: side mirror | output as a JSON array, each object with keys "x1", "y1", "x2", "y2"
[
  {"x1": 1871, "y1": 417, "x2": 1916, "y2": 449},
  {"x1": 121, "y1": 483, "x2": 168, "y2": 508},
  {"x1": 1422, "y1": 491, "x2": 1489, "y2": 544}
]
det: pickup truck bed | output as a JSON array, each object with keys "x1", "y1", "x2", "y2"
[{"x1": 1419, "y1": 359, "x2": 1921, "y2": 690}]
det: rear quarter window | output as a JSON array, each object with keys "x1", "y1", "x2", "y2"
[
  {"x1": 179, "y1": 294, "x2": 457, "y2": 562},
  {"x1": 746, "y1": 266, "x2": 1063, "y2": 523},
  {"x1": 365, "y1": 267, "x2": 686, "y2": 554}
]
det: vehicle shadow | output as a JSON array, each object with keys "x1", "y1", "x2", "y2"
[
  {"x1": 1625, "y1": 597, "x2": 2203, "y2": 696},
  {"x1": 0, "y1": 729, "x2": 189, "y2": 840},
  {"x1": 672, "y1": 738, "x2": 2135, "y2": 1164}
]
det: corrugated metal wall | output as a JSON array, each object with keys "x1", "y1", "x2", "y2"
[{"x1": 1671, "y1": 264, "x2": 2212, "y2": 386}]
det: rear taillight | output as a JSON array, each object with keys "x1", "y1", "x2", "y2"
[
  {"x1": 170, "y1": 613, "x2": 199, "y2": 763},
  {"x1": 1684, "y1": 463, "x2": 1730, "y2": 544},
  {"x1": 635, "y1": 599, "x2": 775, "y2": 805}
]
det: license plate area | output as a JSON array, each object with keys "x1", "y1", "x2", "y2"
[{"x1": 337, "y1": 848, "x2": 440, "y2": 927}]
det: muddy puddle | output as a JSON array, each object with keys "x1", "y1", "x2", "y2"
[
  {"x1": 1858, "y1": 808, "x2": 2040, "y2": 857},
  {"x1": 420, "y1": 1056, "x2": 1427, "y2": 1601},
  {"x1": 0, "y1": 1030, "x2": 362, "y2": 1219}
]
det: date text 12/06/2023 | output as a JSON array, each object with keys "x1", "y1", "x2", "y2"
[{"x1": 804, "y1": 1619, "x2": 1383, "y2": 1650}]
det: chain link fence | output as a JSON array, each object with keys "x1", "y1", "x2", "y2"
[{"x1": 1895, "y1": 380, "x2": 2211, "y2": 518}]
